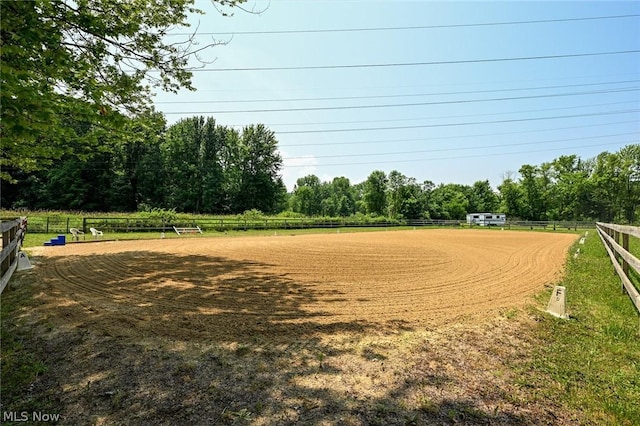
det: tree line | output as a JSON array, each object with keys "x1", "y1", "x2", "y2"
[
  {"x1": 2, "y1": 116, "x2": 286, "y2": 214},
  {"x1": 287, "y1": 143, "x2": 639, "y2": 223},
  {"x1": 2, "y1": 114, "x2": 639, "y2": 223}
]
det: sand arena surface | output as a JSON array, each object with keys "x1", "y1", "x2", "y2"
[{"x1": 36, "y1": 229, "x2": 577, "y2": 342}]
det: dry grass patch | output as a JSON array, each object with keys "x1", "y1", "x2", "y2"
[{"x1": 2, "y1": 272, "x2": 584, "y2": 425}]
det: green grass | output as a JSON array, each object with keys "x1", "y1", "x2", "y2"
[
  {"x1": 5, "y1": 208, "x2": 594, "y2": 237},
  {"x1": 21, "y1": 226, "x2": 422, "y2": 248},
  {"x1": 0, "y1": 279, "x2": 57, "y2": 419},
  {"x1": 520, "y1": 230, "x2": 640, "y2": 425},
  {"x1": 20, "y1": 222, "x2": 584, "y2": 249}
]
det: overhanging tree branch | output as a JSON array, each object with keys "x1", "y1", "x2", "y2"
[{"x1": 1, "y1": 0, "x2": 248, "y2": 181}]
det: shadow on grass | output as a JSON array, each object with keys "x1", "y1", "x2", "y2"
[{"x1": 1, "y1": 252, "x2": 545, "y2": 425}]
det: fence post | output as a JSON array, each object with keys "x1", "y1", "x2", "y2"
[
  {"x1": 612, "y1": 229, "x2": 623, "y2": 288},
  {"x1": 46, "y1": 217, "x2": 50, "y2": 233},
  {"x1": 622, "y1": 232, "x2": 630, "y2": 277},
  {"x1": 66, "y1": 217, "x2": 70, "y2": 233},
  {"x1": 83, "y1": 217, "x2": 87, "y2": 234},
  {"x1": 2, "y1": 226, "x2": 11, "y2": 275},
  {"x1": 9, "y1": 225, "x2": 17, "y2": 269}
]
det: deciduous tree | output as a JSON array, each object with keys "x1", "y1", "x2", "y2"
[
  {"x1": 1, "y1": 0, "x2": 246, "y2": 181},
  {"x1": 363, "y1": 170, "x2": 388, "y2": 216}
]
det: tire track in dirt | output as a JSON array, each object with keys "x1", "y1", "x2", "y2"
[{"x1": 36, "y1": 230, "x2": 578, "y2": 341}]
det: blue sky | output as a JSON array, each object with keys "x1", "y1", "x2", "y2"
[{"x1": 153, "y1": 0, "x2": 640, "y2": 191}]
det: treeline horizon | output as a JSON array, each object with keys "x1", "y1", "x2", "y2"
[{"x1": 2, "y1": 116, "x2": 639, "y2": 223}]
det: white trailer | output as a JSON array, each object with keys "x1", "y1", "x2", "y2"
[{"x1": 466, "y1": 213, "x2": 506, "y2": 226}]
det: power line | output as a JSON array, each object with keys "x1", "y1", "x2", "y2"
[
  {"x1": 46, "y1": 140, "x2": 636, "y2": 171},
  {"x1": 275, "y1": 110, "x2": 640, "y2": 135},
  {"x1": 189, "y1": 50, "x2": 640, "y2": 72},
  {"x1": 283, "y1": 141, "x2": 632, "y2": 168},
  {"x1": 160, "y1": 71, "x2": 640, "y2": 94},
  {"x1": 277, "y1": 120, "x2": 640, "y2": 147},
  {"x1": 282, "y1": 132, "x2": 639, "y2": 160},
  {"x1": 154, "y1": 79, "x2": 640, "y2": 104},
  {"x1": 229, "y1": 100, "x2": 639, "y2": 128},
  {"x1": 167, "y1": 14, "x2": 640, "y2": 36},
  {"x1": 161, "y1": 87, "x2": 640, "y2": 114}
]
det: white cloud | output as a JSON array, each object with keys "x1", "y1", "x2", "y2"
[{"x1": 281, "y1": 151, "x2": 318, "y2": 191}]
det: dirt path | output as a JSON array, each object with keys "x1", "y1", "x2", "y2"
[{"x1": 34, "y1": 229, "x2": 577, "y2": 343}]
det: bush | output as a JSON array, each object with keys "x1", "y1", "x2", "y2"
[
  {"x1": 137, "y1": 207, "x2": 178, "y2": 225},
  {"x1": 239, "y1": 209, "x2": 264, "y2": 220},
  {"x1": 277, "y1": 210, "x2": 306, "y2": 219}
]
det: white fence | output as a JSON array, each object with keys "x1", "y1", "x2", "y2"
[
  {"x1": 1, "y1": 217, "x2": 28, "y2": 293},
  {"x1": 596, "y1": 222, "x2": 640, "y2": 323}
]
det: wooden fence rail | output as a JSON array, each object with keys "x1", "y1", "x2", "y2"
[
  {"x1": 596, "y1": 222, "x2": 640, "y2": 324},
  {"x1": 1, "y1": 217, "x2": 28, "y2": 294},
  {"x1": 22, "y1": 216, "x2": 596, "y2": 234}
]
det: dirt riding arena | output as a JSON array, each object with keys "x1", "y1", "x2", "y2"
[
  {"x1": 9, "y1": 228, "x2": 584, "y2": 425},
  {"x1": 35, "y1": 229, "x2": 577, "y2": 343}
]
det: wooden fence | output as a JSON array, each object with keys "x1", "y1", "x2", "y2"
[
  {"x1": 23, "y1": 216, "x2": 595, "y2": 234},
  {"x1": 1, "y1": 217, "x2": 28, "y2": 294},
  {"x1": 596, "y1": 222, "x2": 640, "y2": 326}
]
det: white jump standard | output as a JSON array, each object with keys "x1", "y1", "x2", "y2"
[{"x1": 173, "y1": 226, "x2": 203, "y2": 235}]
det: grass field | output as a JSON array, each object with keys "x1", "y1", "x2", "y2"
[
  {"x1": 518, "y1": 229, "x2": 640, "y2": 425},
  {"x1": 21, "y1": 226, "x2": 417, "y2": 248},
  {"x1": 22, "y1": 222, "x2": 583, "y2": 250},
  {"x1": 2, "y1": 228, "x2": 639, "y2": 425}
]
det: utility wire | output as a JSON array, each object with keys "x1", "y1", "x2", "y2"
[
  {"x1": 284, "y1": 141, "x2": 632, "y2": 168},
  {"x1": 190, "y1": 50, "x2": 640, "y2": 72},
  {"x1": 53, "y1": 139, "x2": 635, "y2": 171},
  {"x1": 274, "y1": 109, "x2": 640, "y2": 134},
  {"x1": 167, "y1": 14, "x2": 640, "y2": 36},
  {"x1": 167, "y1": 71, "x2": 640, "y2": 94},
  {"x1": 277, "y1": 120, "x2": 640, "y2": 147},
  {"x1": 161, "y1": 87, "x2": 640, "y2": 114},
  {"x1": 282, "y1": 132, "x2": 639, "y2": 160},
  {"x1": 154, "y1": 79, "x2": 640, "y2": 104},
  {"x1": 79, "y1": 128, "x2": 638, "y2": 167},
  {"x1": 229, "y1": 100, "x2": 639, "y2": 128}
]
